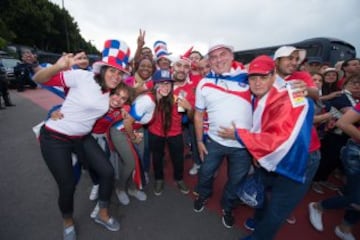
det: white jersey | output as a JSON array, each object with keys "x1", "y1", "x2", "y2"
[
  {"x1": 113, "y1": 93, "x2": 156, "y2": 131},
  {"x1": 195, "y1": 72, "x2": 252, "y2": 148},
  {"x1": 45, "y1": 70, "x2": 110, "y2": 136}
]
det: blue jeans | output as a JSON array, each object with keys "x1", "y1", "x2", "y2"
[
  {"x1": 196, "y1": 138, "x2": 252, "y2": 212},
  {"x1": 250, "y1": 150, "x2": 320, "y2": 240},
  {"x1": 320, "y1": 140, "x2": 360, "y2": 226}
]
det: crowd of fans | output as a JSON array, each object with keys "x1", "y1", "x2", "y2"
[{"x1": 7, "y1": 30, "x2": 360, "y2": 240}]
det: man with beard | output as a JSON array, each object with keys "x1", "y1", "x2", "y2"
[{"x1": 171, "y1": 53, "x2": 203, "y2": 176}]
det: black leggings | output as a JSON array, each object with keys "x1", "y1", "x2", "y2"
[
  {"x1": 149, "y1": 132, "x2": 184, "y2": 181},
  {"x1": 39, "y1": 127, "x2": 114, "y2": 218}
]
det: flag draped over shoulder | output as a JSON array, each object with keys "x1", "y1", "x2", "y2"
[
  {"x1": 40, "y1": 85, "x2": 66, "y2": 99},
  {"x1": 31, "y1": 63, "x2": 67, "y2": 99},
  {"x1": 236, "y1": 77, "x2": 314, "y2": 183}
]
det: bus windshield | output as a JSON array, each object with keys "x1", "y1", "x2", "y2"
[{"x1": 234, "y1": 37, "x2": 356, "y2": 66}]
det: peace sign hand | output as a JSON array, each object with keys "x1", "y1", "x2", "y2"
[{"x1": 137, "y1": 29, "x2": 146, "y2": 47}]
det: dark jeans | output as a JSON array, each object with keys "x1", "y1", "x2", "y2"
[
  {"x1": 0, "y1": 79, "x2": 12, "y2": 104},
  {"x1": 314, "y1": 132, "x2": 348, "y2": 181},
  {"x1": 251, "y1": 150, "x2": 320, "y2": 240},
  {"x1": 187, "y1": 121, "x2": 202, "y2": 165},
  {"x1": 320, "y1": 140, "x2": 360, "y2": 226},
  {"x1": 149, "y1": 132, "x2": 184, "y2": 181},
  {"x1": 142, "y1": 126, "x2": 151, "y2": 173},
  {"x1": 196, "y1": 137, "x2": 252, "y2": 212},
  {"x1": 39, "y1": 127, "x2": 114, "y2": 218}
]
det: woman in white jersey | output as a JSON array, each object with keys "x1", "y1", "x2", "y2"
[{"x1": 33, "y1": 40, "x2": 130, "y2": 240}]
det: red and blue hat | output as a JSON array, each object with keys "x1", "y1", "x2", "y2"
[
  {"x1": 153, "y1": 40, "x2": 172, "y2": 62},
  {"x1": 93, "y1": 39, "x2": 130, "y2": 74}
]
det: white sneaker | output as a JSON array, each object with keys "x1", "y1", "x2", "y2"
[
  {"x1": 115, "y1": 189, "x2": 130, "y2": 205},
  {"x1": 312, "y1": 182, "x2": 325, "y2": 194},
  {"x1": 308, "y1": 202, "x2": 323, "y2": 231},
  {"x1": 286, "y1": 215, "x2": 296, "y2": 224},
  {"x1": 319, "y1": 181, "x2": 339, "y2": 191},
  {"x1": 89, "y1": 184, "x2": 99, "y2": 201},
  {"x1": 335, "y1": 226, "x2": 355, "y2": 240},
  {"x1": 90, "y1": 202, "x2": 99, "y2": 219},
  {"x1": 63, "y1": 225, "x2": 76, "y2": 240},
  {"x1": 189, "y1": 163, "x2": 200, "y2": 175},
  {"x1": 128, "y1": 188, "x2": 147, "y2": 201}
]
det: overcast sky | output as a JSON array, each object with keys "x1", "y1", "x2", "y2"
[{"x1": 49, "y1": 0, "x2": 359, "y2": 59}]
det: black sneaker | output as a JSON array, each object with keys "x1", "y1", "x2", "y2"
[
  {"x1": 193, "y1": 197, "x2": 206, "y2": 212},
  {"x1": 176, "y1": 180, "x2": 190, "y2": 194},
  {"x1": 154, "y1": 180, "x2": 164, "y2": 196},
  {"x1": 222, "y1": 210, "x2": 234, "y2": 228}
]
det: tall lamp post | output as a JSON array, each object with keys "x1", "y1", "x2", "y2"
[{"x1": 62, "y1": 0, "x2": 70, "y2": 52}]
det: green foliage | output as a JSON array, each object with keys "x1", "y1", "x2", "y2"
[
  {"x1": 0, "y1": 37, "x2": 7, "y2": 49},
  {"x1": 0, "y1": 0, "x2": 99, "y2": 54}
]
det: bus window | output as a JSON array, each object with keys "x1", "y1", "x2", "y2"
[
  {"x1": 329, "y1": 42, "x2": 357, "y2": 64},
  {"x1": 234, "y1": 47, "x2": 278, "y2": 65},
  {"x1": 234, "y1": 38, "x2": 356, "y2": 67},
  {"x1": 297, "y1": 44, "x2": 322, "y2": 58}
]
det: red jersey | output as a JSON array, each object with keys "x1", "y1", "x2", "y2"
[
  {"x1": 148, "y1": 99, "x2": 183, "y2": 137},
  {"x1": 189, "y1": 73, "x2": 203, "y2": 88},
  {"x1": 92, "y1": 105, "x2": 130, "y2": 134},
  {"x1": 337, "y1": 76, "x2": 346, "y2": 89},
  {"x1": 173, "y1": 81, "x2": 196, "y2": 107}
]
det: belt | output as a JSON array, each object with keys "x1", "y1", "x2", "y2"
[{"x1": 44, "y1": 126, "x2": 85, "y2": 140}]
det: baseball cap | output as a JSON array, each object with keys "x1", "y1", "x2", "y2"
[
  {"x1": 248, "y1": 55, "x2": 275, "y2": 76},
  {"x1": 152, "y1": 70, "x2": 173, "y2": 83},
  {"x1": 207, "y1": 39, "x2": 234, "y2": 55},
  {"x1": 273, "y1": 46, "x2": 306, "y2": 64}
]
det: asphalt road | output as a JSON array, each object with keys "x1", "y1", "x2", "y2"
[{"x1": 3, "y1": 88, "x2": 360, "y2": 240}]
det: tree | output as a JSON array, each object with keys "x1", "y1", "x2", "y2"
[{"x1": 0, "y1": 0, "x2": 99, "y2": 54}]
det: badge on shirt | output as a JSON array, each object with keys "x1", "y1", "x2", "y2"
[{"x1": 286, "y1": 81, "x2": 306, "y2": 108}]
